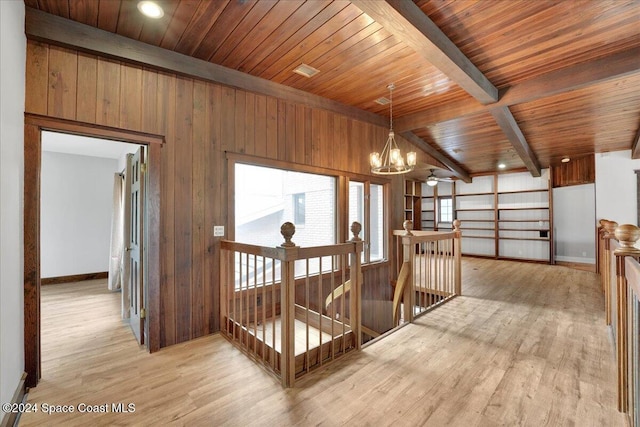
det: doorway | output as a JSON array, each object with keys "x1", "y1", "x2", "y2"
[
  {"x1": 24, "y1": 115, "x2": 163, "y2": 388},
  {"x1": 40, "y1": 130, "x2": 144, "y2": 344},
  {"x1": 553, "y1": 183, "x2": 596, "y2": 267}
]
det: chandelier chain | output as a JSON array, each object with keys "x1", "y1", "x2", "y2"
[{"x1": 388, "y1": 83, "x2": 394, "y2": 131}]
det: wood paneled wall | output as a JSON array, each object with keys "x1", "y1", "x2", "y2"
[
  {"x1": 25, "y1": 40, "x2": 410, "y2": 348},
  {"x1": 551, "y1": 154, "x2": 595, "y2": 187}
]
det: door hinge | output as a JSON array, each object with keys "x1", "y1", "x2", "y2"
[
  {"x1": 141, "y1": 163, "x2": 148, "y2": 173},
  {"x1": 140, "y1": 308, "x2": 147, "y2": 319}
]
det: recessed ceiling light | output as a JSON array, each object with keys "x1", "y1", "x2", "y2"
[
  {"x1": 137, "y1": 1, "x2": 164, "y2": 19},
  {"x1": 293, "y1": 64, "x2": 320, "y2": 78},
  {"x1": 561, "y1": 157, "x2": 570, "y2": 163},
  {"x1": 498, "y1": 163, "x2": 506, "y2": 169},
  {"x1": 375, "y1": 97, "x2": 390, "y2": 105}
]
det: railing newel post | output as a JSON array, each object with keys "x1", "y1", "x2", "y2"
[
  {"x1": 349, "y1": 221, "x2": 363, "y2": 350},
  {"x1": 613, "y1": 223, "x2": 640, "y2": 413},
  {"x1": 278, "y1": 222, "x2": 298, "y2": 388},
  {"x1": 603, "y1": 220, "x2": 619, "y2": 326},
  {"x1": 401, "y1": 220, "x2": 414, "y2": 324},
  {"x1": 453, "y1": 219, "x2": 462, "y2": 296}
]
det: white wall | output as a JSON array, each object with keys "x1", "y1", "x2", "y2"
[
  {"x1": 596, "y1": 150, "x2": 640, "y2": 226},
  {"x1": 41, "y1": 152, "x2": 119, "y2": 277},
  {"x1": 553, "y1": 184, "x2": 596, "y2": 263},
  {"x1": 0, "y1": 0, "x2": 26, "y2": 412}
]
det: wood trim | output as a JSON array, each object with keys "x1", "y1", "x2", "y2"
[
  {"x1": 352, "y1": 0, "x2": 497, "y2": 104},
  {"x1": 146, "y1": 143, "x2": 161, "y2": 352},
  {"x1": 632, "y1": 125, "x2": 640, "y2": 159},
  {"x1": 225, "y1": 151, "x2": 392, "y2": 185},
  {"x1": 25, "y1": 113, "x2": 164, "y2": 145},
  {"x1": 489, "y1": 106, "x2": 541, "y2": 177},
  {"x1": 400, "y1": 131, "x2": 471, "y2": 182},
  {"x1": 0, "y1": 372, "x2": 26, "y2": 427},
  {"x1": 396, "y1": 46, "x2": 640, "y2": 132},
  {"x1": 23, "y1": 120, "x2": 163, "y2": 388},
  {"x1": 42, "y1": 272, "x2": 108, "y2": 285},
  {"x1": 548, "y1": 167, "x2": 555, "y2": 265},
  {"x1": 636, "y1": 170, "x2": 640, "y2": 227},
  {"x1": 551, "y1": 154, "x2": 595, "y2": 187},
  {"x1": 24, "y1": 123, "x2": 41, "y2": 389},
  {"x1": 24, "y1": 7, "x2": 386, "y2": 128}
]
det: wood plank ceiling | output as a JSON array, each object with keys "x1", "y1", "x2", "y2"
[{"x1": 24, "y1": 0, "x2": 640, "y2": 178}]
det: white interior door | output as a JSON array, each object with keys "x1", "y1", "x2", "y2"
[{"x1": 127, "y1": 147, "x2": 145, "y2": 345}]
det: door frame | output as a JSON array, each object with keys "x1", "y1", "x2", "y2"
[{"x1": 24, "y1": 114, "x2": 163, "y2": 388}]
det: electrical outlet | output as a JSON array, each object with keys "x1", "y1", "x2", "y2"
[{"x1": 213, "y1": 226, "x2": 224, "y2": 237}]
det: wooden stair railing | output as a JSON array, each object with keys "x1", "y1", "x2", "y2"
[
  {"x1": 392, "y1": 219, "x2": 462, "y2": 325},
  {"x1": 612, "y1": 224, "x2": 640, "y2": 417},
  {"x1": 221, "y1": 221, "x2": 363, "y2": 388}
]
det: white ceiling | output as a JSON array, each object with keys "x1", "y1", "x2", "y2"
[{"x1": 42, "y1": 131, "x2": 139, "y2": 159}]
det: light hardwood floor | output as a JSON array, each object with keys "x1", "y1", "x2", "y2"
[{"x1": 20, "y1": 258, "x2": 625, "y2": 426}]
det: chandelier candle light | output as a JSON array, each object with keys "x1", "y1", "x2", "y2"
[{"x1": 370, "y1": 84, "x2": 416, "y2": 175}]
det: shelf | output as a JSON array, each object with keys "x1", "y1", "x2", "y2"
[
  {"x1": 497, "y1": 188, "x2": 547, "y2": 194},
  {"x1": 498, "y1": 219, "x2": 548, "y2": 223},
  {"x1": 499, "y1": 237, "x2": 549, "y2": 242},
  {"x1": 497, "y1": 206, "x2": 548, "y2": 210},
  {"x1": 499, "y1": 228, "x2": 549, "y2": 231},
  {"x1": 456, "y1": 191, "x2": 494, "y2": 196},
  {"x1": 462, "y1": 227, "x2": 495, "y2": 231}
]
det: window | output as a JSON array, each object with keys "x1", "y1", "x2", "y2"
[
  {"x1": 439, "y1": 197, "x2": 453, "y2": 223},
  {"x1": 293, "y1": 193, "x2": 305, "y2": 226},
  {"x1": 235, "y1": 163, "x2": 335, "y2": 247},
  {"x1": 349, "y1": 181, "x2": 385, "y2": 263},
  {"x1": 234, "y1": 161, "x2": 386, "y2": 272},
  {"x1": 370, "y1": 184, "x2": 384, "y2": 262}
]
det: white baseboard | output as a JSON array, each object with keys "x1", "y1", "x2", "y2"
[
  {"x1": 0, "y1": 372, "x2": 26, "y2": 427},
  {"x1": 555, "y1": 256, "x2": 596, "y2": 264}
]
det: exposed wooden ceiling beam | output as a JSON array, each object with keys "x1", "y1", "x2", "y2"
[
  {"x1": 490, "y1": 107, "x2": 541, "y2": 177},
  {"x1": 632, "y1": 124, "x2": 640, "y2": 159},
  {"x1": 352, "y1": 0, "x2": 498, "y2": 105},
  {"x1": 396, "y1": 47, "x2": 640, "y2": 132},
  {"x1": 400, "y1": 131, "x2": 471, "y2": 183},
  {"x1": 24, "y1": 7, "x2": 387, "y2": 128}
]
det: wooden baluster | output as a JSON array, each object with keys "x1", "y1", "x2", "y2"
[
  {"x1": 278, "y1": 222, "x2": 298, "y2": 387},
  {"x1": 350, "y1": 222, "x2": 363, "y2": 350},
  {"x1": 613, "y1": 224, "x2": 640, "y2": 413},
  {"x1": 401, "y1": 220, "x2": 414, "y2": 323},
  {"x1": 219, "y1": 244, "x2": 228, "y2": 337},
  {"x1": 603, "y1": 220, "x2": 619, "y2": 326},
  {"x1": 453, "y1": 219, "x2": 462, "y2": 296}
]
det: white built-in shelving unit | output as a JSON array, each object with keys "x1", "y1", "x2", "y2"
[
  {"x1": 421, "y1": 184, "x2": 436, "y2": 230},
  {"x1": 406, "y1": 169, "x2": 552, "y2": 263},
  {"x1": 496, "y1": 170, "x2": 551, "y2": 262},
  {"x1": 455, "y1": 175, "x2": 496, "y2": 257}
]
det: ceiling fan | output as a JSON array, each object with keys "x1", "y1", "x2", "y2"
[{"x1": 424, "y1": 169, "x2": 455, "y2": 186}]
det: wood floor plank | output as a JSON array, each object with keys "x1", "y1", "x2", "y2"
[{"x1": 21, "y1": 259, "x2": 625, "y2": 426}]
